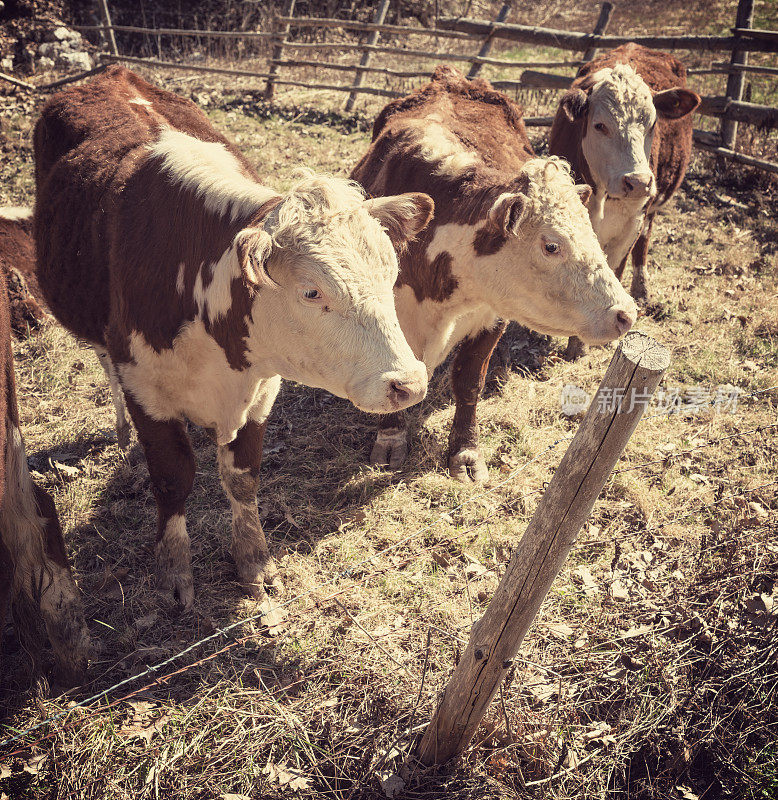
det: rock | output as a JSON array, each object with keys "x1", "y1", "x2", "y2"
[
  {"x1": 0, "y1": 57, "x2": 13, "y2": 72},
  {"x1": 37, "y1": 42, "x2": 57, "y2": 58},
  {"x1": 51, "y1": 27, "x2": 81, "y2": 44},
  {"x1": 58, "y1": 51, "x2": 93, "y2": 71},
  {"x1": 36, "y1": 56, "x2": 55, "y2": 71}
]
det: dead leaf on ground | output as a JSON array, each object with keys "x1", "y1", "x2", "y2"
[
  {"x1": 221, "y1": 794, "x2": 251, "y2": 800},
  {"x1": 135, "y1": 611, "x2": 159, "y2": 631},
  {"x1": 263, "y1": 761, "x2": 312, "y2": 791},
  {"x1": 118, "y1": 705, "x2": 171, "y2": 744},
  {"x1": 378, "y1": 770, "x2": 406, "y2": 798}
]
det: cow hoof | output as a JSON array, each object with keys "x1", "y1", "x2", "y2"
[
  {"x1": 370, "y1": 427, "x2": 408, "y2": 470},
  {"x1": 240, "y1": 559, "x2": 284, "y2": 600},
  {"x1": 564, "y1": 337, "x2": 589, "y2": 362},
  {"x1": 449, "y1": 448, "x2": 489, "y2": 483},
  {"x1": 116, "y1": 421, "x2": 132, "y2": 451},
  {"x1": 157, "y1": 568, "x2": 194, "y2": 610}
]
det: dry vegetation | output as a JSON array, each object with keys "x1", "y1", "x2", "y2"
[{"x1": 1, "y1": 2, "x2": 778, "y2": 799}]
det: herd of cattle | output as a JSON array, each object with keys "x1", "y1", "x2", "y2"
[{"x1": 0, "y1": 43, "x2": 700, "y2": 684}]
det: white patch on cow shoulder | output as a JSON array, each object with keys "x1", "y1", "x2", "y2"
[
  {"x1": 412, "y1": 121, "x2": 480, "y2": 177},
  {"x1": 129, "y1": 96, "x2": 152, "y2": 107},
  {"x1": 118, "y1": 322, "x2": 273, "y2": 445},
  {"x1": 193, "y1": 246, "x2": 240, "y2": 321},
  {"x1": 0, "y1": 206, "x2": 32, "y2": 222},
  {"x1": 147, "y1": 128, "x2": 279, "y2": 222}
]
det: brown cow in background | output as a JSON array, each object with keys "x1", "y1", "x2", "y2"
[{"x1": 550, "y1": 43, "x2": 700, "y2": 308}]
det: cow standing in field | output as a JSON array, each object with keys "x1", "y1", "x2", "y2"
[
  {"x1": 35, "y1": 66, "x2": 433, "y2": 610},
  {"x1": 352, "y1": 66, "x2": 637, "y2": 483},
  {"x1": 0, "y1": 226, "x2": 90, "y2": 682},
  {"x1": 550, "y1": 44, "x2": 700, "y2": 306}
]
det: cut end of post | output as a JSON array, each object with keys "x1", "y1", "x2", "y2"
[{"x1": 618, "y1": 331, "x2": 671, "y2": 373}]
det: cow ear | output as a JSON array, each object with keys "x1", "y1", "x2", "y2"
[
  {"x1": 576, "y1": 184, "x2": 594, "y2": 207},
  {"x1": 653, "y1": 88, "x2": 700, "y2": 120},
  {"x1": 364, "y1": 192, "x2": 435, "y2": 249},
  {"x1": 560, "y1": 88, "x2": 588, "y2": 122},
  {"x1": 234, "y1": 227, "x2": 275, "y2": 288},
  {"x1": 488, "y1": 192, "x2": 528, "y2": 236}
]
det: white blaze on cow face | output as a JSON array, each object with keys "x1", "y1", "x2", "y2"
[
  {"x1": 430, "y1": 158, "x2": 636, "y2": 345},
  {"x1": 240, "y1": 175, "x2": 432, "y2": 414}
]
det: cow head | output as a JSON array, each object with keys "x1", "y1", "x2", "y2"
[
  {"x1": 239, "y1": 174, "x2": 432, "y2": 413},
  {"x1": 475, "y1": 157, "x2": 636, "y2": 344},
  {"x1": 560, "y1": 64, "x2": 699, "y2": 201}
]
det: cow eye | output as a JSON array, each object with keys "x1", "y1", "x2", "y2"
[
  {"x1": 544, "y1": 241, "x2": 560, "y2": 255},
  {"x1": 594, "y1": 122, "x2": 608, "y2": 135},
  {"x1": 302, "y1": 288, "x2": 321, "y2": 300}
]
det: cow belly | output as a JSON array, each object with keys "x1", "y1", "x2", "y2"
[
  {"x1": 592, "y1": 198, "x2": 646, "y2": 274},
  {"x1": 117, "y1": 320, "x2": 268, "y2": 444},
  {"x1": 394, "y1": 284, "x2": 497, "y2": 375}
]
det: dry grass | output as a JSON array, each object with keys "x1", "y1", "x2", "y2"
[{"x1": 1, "y1": 10, "x2": 778, "y2": 797}]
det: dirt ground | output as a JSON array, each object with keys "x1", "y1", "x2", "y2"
[{"x1": 0, "y1": 3, "x2": 777, "y2": 799}]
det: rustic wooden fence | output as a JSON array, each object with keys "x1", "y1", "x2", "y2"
[{"x1": 32, "y1": 0, "x2": 774, "y2": 173}]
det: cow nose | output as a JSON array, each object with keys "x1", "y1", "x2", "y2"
[
  {"x1": 387, "y1": 374, "x2": 427, "y2": 410},
  {"x1": 614, "y1": 306, "x2": 636, "y2": 336},
  {"x1": 622, "y1": 172, "x2": 653, "y2": 197}
]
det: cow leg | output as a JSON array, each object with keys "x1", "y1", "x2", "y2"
[
  {"x1": 0, "y1": 423, "x2": 90, "y2": 682},
  {"x1": 124, "y1": 395, "x2": 196, "y2": 608},
  {"x1": 630, "y1": 214, "x2": 654, "y2": 304},
  {"x1": 370, "y1": 412, "x2": 408, "y2": 469},
  {"x1": 94, "y1": 346, "x2": 131, "y2": 450},
  {"x1": 448, "y1": 321, "x2": 507, "y2": 483},
  {"x1": 564, "y1": 336, "x2": 589, "y2": 361},
  {"x1": 217, "y1": 376, "x2": 283, "y2": 601}
]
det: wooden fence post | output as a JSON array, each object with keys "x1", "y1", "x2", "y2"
[
  {"x1": 97, "y1": 0, "x2": 119, "y2": 56},
  {"x1": 415, "y1": 331, "x2": 669, "y2": 766},
  {"x1": 345, "y1": 0, "x2": 390, "y2": 112},
  {"x1": 264, "y1": 0, "x2": 296, "y2": 101},
  {"x1": 467, "y1": 2, "x2": 511, "y2": 80},
  {"x1": 721, "y1": 0, "x2": 755, "y2": 149},
  {"x1": 582, "y1": 1, "x2": 614, "y2": 63}
]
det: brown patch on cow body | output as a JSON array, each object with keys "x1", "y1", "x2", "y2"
[{"x1": 34, "y1": 66, "x2": 268, "y2": 371}]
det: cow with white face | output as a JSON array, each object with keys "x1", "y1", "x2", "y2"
[
  {"x1": 550, "y1": 44, "x2": 700, "y2": 306},
  {"x1": 352, "y1": 66, "x2": 636, "y2": 482},
  {"x1": 34, "y1": 67, "x2": 433, "y2": 610}
]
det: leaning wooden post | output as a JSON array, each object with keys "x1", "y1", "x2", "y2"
[
  {"x1": 415, "y1": 331, "x2": 669, "y2": 766},
  {"x1": 720, "y1": 0, "x2": 754, "y2": 149},
  {"x1": 467, "y1": 2, "x2": 511, "y2": 80},
  {"x1": 345, "y1": 0, "x2": 390, "y2": 112},
  {"x1": 264, "y1": 0, "x2": 296, "y2": 101},
  {"x1": 96, "y1": 0, "x2": 119, "y2": 56},
  {"x1": 581, "y1": 1, "x2": 614, "y2": 63}
]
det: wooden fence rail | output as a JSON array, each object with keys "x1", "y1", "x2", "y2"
[{"x1": 436, "y1": 16, "x2": 778, "y2": 54}]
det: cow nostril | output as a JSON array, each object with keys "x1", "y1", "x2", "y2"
[
  {"x1": 615, "y1": 310, "x2": 635, "y2": 334},
  {"x1": 389, "y1": 381, "x2": 411, "y2": 402},
  {"x1": 623, "y1": 178, "x2": 634, "y2": 193}
]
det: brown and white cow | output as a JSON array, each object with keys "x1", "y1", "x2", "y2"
[
  {"x1": 549, "y1": 44, "x2": 700, "y2": 304},
  {"x1": 0, "y1": 226, "x2": 90, "y2": 683},
  {"x1": 352, "y1": 66, "x2": 636, "y2": 482},
  {"x1": 34, "y1": 66, "x2": 433, "y2": 610}
]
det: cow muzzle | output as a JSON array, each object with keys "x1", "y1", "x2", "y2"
[
  {"x1": 613, "y1": 171, "x2": 654, "y2": 201},
  {"x1": 349, "y1": 365, "x2": 428, "y2": 414}
]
